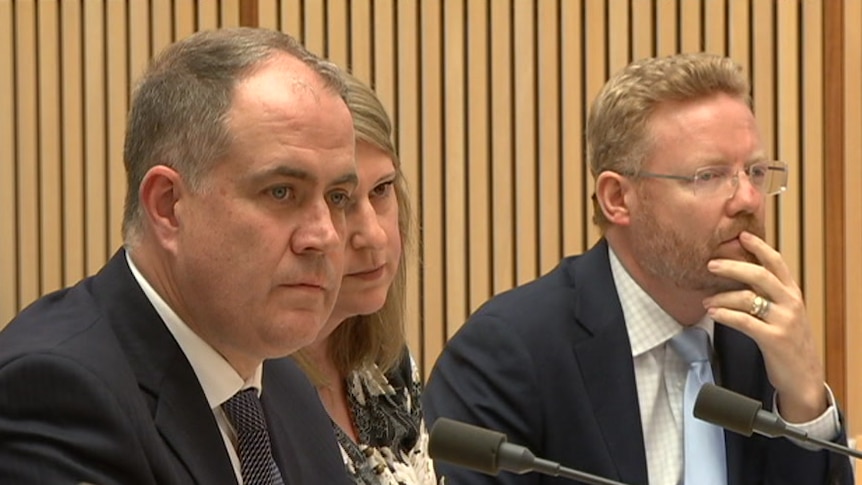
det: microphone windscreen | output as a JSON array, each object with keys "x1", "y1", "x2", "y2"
[
  {"x1": 694, "y1": 383, "x2": 761, "y2": 436},
  {"x1": 428, "y1": 417, "x2": 507, "y2": 475}
]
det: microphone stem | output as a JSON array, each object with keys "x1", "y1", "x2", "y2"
[
  {"x1": 804, "y1": 436, "x2": 862, "y2": 460},
  {"x1": 531, "y1": 458, "x2": 627, "y2": 485}
]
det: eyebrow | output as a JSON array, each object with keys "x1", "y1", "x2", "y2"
[{"x1": 248, "y1": 165, "x2": 358, "y2": 188}]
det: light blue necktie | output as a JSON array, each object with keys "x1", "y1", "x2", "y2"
[
  {"x1": 222, "y1": 388, "x2": 285, "y2": 485},
  {"x1": 670, "y1": 328, "x2": 727, "y2": 485}
]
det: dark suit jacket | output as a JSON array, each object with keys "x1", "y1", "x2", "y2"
[
  {"x1": 0, "y1": 250, "x2": 351, "y2": 485},
  {"x1": 423, "y1": 240, "x2": 852, "y2": 485}
]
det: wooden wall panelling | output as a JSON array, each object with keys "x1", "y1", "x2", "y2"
[
  {"x1": 704, "y1": 0, "x2": 727, "y2": 55},
  {"x1": 655, "y1": 0, "x2": 678, "y2": 56},
  {"x1": 608, "y1": 1, "x2": 629, "y2": 90},
  {"x1": 560, "y1": 0, "x2": 585, "y2": 255},
  {"x1": 679, "y1": 0, "x2": 702, "y2": 53},
  {"x1": 151, "y1": 0, "x2": 173, "y2": 56},
  {"x1": 728, "y1": 0, "x2": 750, "y2": 83},
  {"x1": 302, "y1": 0, "x2": 324, "y2": 61},
  {"x1": 372, "y1": 0, "x2": 396, "y2": 117},
  {"x1": 443, "y1": 0, "x2": 467, "y2": 337},
  {"x1": 348, "y1": 0, "x2": 370, "y2": 79},
  {"x1": 221, "y1": 0, "x2": 240, "y2": 27},
  {"x1": 537, "y1": 0, "x2": 561, "y2": 275},
  {"x1": 751, "y1": 0, "x2": 777, "y2": 248},
  {"x1": 15, "y1": 0, "x2": 39, "y2": 308},
  {"x1": 38, "y1": 0, "x2": 62, "y2": 296},
  {"x1": 844, "y1": 0, "x2": 862, "y2": 439},
  {"x1": 61, "y1": 0, "x2": 85, "y2": 287},
  {"x1": 631, "y1": 0, "x2": 654, "y2": 61},
  {"x1": 513, "y1": 1, "x2": 537, "y2": 285},
  {"x1": 800, "y1": 0, "x2": 826, "y2": 369},
  {"x1": 489, "y1": 0, "x2": 515, "y2": 294},
  {"x1": 107, "y1": 0, "x2": 127, "y2": 254},
  {"x1": 174, "y1": 0, "x2": 196, "y2": 40},
  {"x1": 279, "y1": 0, "x2": 301, "y2": 39},
  {"x1": 327, "y1": 0, "x2": 348, "y2": 70},
  {"x1": 419, "y1": 0, "x2": 445, "y2": 373},
  {"x1": 584, "y1": 0, "x2": 606, "y2": 247},
  {"x1": 466, "y1": 0, "x2": 491, "y2": 315},
  {"x1": 83, "y1": 0, "x2": 107, "y2": 275},
  {"x1": 257, "y1": 0, "x2": 277, "y2": 30},
  {"x1": 0, "y1": 0, "x2": 15, "y2": 323},
  {"x1": 199, "y1": 1, "x2": 219, "y2": 30},
  {"x1": 395, "y1": 0, "x2": 423, "y2": 371}
]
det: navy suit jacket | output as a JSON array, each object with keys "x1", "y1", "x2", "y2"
[
  {"x1": 423, "y1": 240, "x2": 852, "y2": 485},
  {"x1": 0, "y1": 250, "x2": 351, "y2": 485}
]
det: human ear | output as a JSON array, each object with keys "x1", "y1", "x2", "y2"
[
  {"x1": 138, "y1": 165, "x2": 186, "y2": 253},
  {"x1": 595, "y1": 171, "x2": 633, "y2": 226}
]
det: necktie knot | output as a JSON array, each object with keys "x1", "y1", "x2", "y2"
[{"x1": 670, "y1": 327, "x2": 711, "y2": 365}]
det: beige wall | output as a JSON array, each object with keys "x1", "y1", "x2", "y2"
[{"x1": 2, "y1": 0, "x2": 861, "y2": 452}]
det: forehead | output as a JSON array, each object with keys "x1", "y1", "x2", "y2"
[{"x1": 645, "y1": 93, "x2": 764, "y2": 168}]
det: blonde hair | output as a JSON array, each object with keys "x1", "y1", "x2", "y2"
[
  {"x1": 296, "y1": 71, "x2": 413, "y2": 384},
  {"x1": 122, "y1": 28, "x2": 345, "y2": 243},
  {"x1": 586, "y1": 52, "x2": 750, "y2": 228}
]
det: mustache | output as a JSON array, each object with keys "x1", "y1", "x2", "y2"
[{"x1": 716, "y1": 214, "x2": 764, "y2": 243}]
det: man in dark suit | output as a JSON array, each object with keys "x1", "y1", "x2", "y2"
[
  {"x1": 0, "y1": 28, "x2": 358, "y2": 484},
  {"x1": 423, "y1": 53, "x2": 853, "y2": 485}
]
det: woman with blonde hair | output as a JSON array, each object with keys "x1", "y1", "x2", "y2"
[{"x1": 294, "y1": 71, "x2": 437, "y2": 484}]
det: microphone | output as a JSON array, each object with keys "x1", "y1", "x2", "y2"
[
  {"x1": 694, "y1": 383, "x2": 862, "y2": 459},
  {"x1": 428, "y1": 417, "x2": 629, "y2": 485}
]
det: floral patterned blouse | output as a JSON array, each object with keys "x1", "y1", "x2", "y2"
[{"x1": 333, "y1": 350, "x2": 440, "y2": 485}]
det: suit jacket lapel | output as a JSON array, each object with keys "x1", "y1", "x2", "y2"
[
  {"x1": 569, "y1": 240, "x2": 649, "y2": 485},
  {"x1": 262, "y1": 358, "x2": 351, "y2": 485},
  {"x1": 94, "y1": 250, "x2": 238, "y2": 485}
]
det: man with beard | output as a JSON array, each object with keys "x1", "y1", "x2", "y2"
[{"x1": 422, "y1": 53, "x2": 852, "y2": 485}]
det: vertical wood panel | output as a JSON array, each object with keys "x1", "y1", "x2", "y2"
[
  {"x1": 490, "y1": 0, "x2": 514, "y2": 293},
  {"x1": 751, "y1": 0, "x2": 776, "y2": 247},
  {"x1": 257, "y1": 0, "x2": 277, "y2": 29},
  {"x1": 348, "y1": 0, "x2": 371, "y2": 79},
  {"x1": 537, "y1": 0, "x2": 560, "y2": 274},
  {"x1": 396, "y1": 0, "x2": 423, "y2": 372},
  {"x1": 174, "y1": 0, "x2": 195, "y2": 40},
  {"x1": 801, "y1": 0, "x2": 826, "y2": 371},
  {"x1": 326, "y1": 0, "x2": 348, "y2": 69},
  {"x1": 584, "y1": 0, "x2": 606, "y2": 246},
  {"x1": 655, "y1": 0, "x2": 678, "y2": 56},
  {"x1": 679, "y1": 0, "x2": 702, "y2": 52},
  {"x1": 37, "y1": 1, "x2": 62, "y2": 296},
  {"x1": 466, "y1": 0, "x2": 491, "y2": 313},
  {"x1": 561, "y1": 0, "x2": 585, "y2": 255},
  {"x1": 373, "y1": 0, "x2": 396, "y2": 119},
  {"x1": 514, "y1": 0, "x2": 537, "y2": 284},
  {"x1": 15, "y1": 0, "x2": 39, "y2": 308},
  {"x1": 107, "y1": 0, "x2": 127, "y2": 252},
  {"x1": 198, "y1": 1, "x2": 218, "y2": 30},
  {"x1": 151, "y1": 0, "x2": 172, "y2": 54},
  {"x1": 443, "y1": 0, "x2": 467, "y2": 336},
  {"x1": 220, "y1": 0, "x2": 240, "y2": 27},
  {"x1": 704, "y1": 0, "x2": 727, "y2": 55},
  {"x1": 128, "y1": 0, "x2": 151, "y2": 86},
  {"x1": 279, "y1": 0, "x2": 301, "y2": 37},
  {"x1": 302, "y1": 0, "x2": 324, "y2": 56},
  {"x1": 83, "y1": 0, "x2": 107, "y2": 274},
  {"x1": 0, "y1": 0, "x2": 16, "y2": 323},
  {"x1": 61, "y1": 0, "x2": 84, "y2": 286},
  {"x1": 728, "y1": 0, "x2": 750, "y2": 77},
  {"x1": 631, "y1": 0, "x2": 654, "y2": 61},
  {"x1": 608, "y1": 0, "x2": 629, "y2": 72},
  {"x1": 420, "y1": 0, "x2": 445, "y2": 372},
  {"x1": 843, "y1": 0, "x2": 862, "y2": 438}
]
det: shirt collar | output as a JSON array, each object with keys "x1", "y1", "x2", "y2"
[
  {"x1": 125, "y1": 251, "x2": 264, "y2": 407},
  {"x1": 607, "y1": 246, "x2": 714, "y2": 357}
]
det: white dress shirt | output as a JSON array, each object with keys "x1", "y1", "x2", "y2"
[
  {"x1": 607, "y1": 246, "x2": 839, "y2": 485},
  {"x1": 126, "y1": 253, "x2": 263, "y2": 485}
]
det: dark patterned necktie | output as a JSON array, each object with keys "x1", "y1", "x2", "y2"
[{"x1": 222, "y1": 388, "x2": 285, "y2": 485}]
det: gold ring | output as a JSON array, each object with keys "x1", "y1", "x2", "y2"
[{"x1": 750, "y1": 295, "x2": 771, "y2": 320}]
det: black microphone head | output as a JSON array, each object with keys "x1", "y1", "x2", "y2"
[
  {"x1": 428, "y1": 418, "x2": 507, "y2": 475},
  {"x1": 694, "y1": 383, "x2": 762, "y2": 436}
]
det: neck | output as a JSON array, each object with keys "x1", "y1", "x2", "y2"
[
  {"x1": 606, "y1": 235, "x2": 709, "y2": 326},
  {"x1": 305, "y1": 338, "x2": 359, "y2": 442}
]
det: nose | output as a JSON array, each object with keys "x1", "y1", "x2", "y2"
[
  {"x1": 291, "y1": 200, "x2": 341, "y2": 254},
  {"x1": 725, "y1": 170, "x2": 762, "y2": 214},
  {"x1": 349, "y1": 198, "x2": 387, "y2": 251}
]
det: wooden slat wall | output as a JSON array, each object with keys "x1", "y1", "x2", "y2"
[{"x1": 2, "y1": 0, "x2": 861, "y2": 440}]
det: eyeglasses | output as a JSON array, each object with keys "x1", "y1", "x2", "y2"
[{"x1": 628, "y1": 161, "x2": 789, "y2": 199}]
